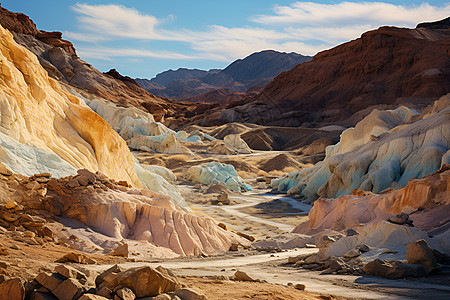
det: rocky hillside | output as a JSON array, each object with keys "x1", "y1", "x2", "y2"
[
  {"x1": 136, "y1": 50, "x2": 311, "y2": 102},
  {"x1": 0, "y1": 6, "x2": 192, "y2": 122},
  {"x1": 188, "y1": 19, "x2": 450, "y2": 127}
]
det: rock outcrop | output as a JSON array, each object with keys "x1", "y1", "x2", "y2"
[
  {"x1": 186, "y1": 162, "x2": 252, "y2": 192},
  {"x1": 0, "y1": 169, "x2": 248, "y2": 257},
  {"x1": 0, "y1": 23, "x2": 141, "y2": 187},
  {"x1": 272, "y1": 101, "x2": 450, "y2": 199},
  {"x1": 294, "y1": 166, "x2": 449, "y2": 232}
]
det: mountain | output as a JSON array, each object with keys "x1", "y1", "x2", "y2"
[
  {"x1": 136, "y1": 50, "x2": 312, "y2": 101},
  {"x1": 0, "y1": 6, "x2": 191, "y2": 122},
  {"x1": 187, "y1": 19, "x2": 450, "y2": 127}
]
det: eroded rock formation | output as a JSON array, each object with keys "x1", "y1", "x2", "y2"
[
  {"x1": 0, "y1": 23, "x2": 141, "y2": 187},
  {"x1": 272, "y1": 99, "x2": 450, "y2": 199}
]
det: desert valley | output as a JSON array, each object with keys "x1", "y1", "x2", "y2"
[{"x1": 0, "y1": 2, "x2": 449, "y2": 300}]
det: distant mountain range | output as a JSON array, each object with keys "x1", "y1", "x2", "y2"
[
  {"x1": 182, "y1": 17, "x2": 450, "y2": 127},
  {"x1": 135, "y1": 50, "x2": 312, "y2": 102}
]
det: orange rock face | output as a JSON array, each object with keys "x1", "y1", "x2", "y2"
[{"x1": 294, "y1": 167, "x2": 450, "y2": 235}]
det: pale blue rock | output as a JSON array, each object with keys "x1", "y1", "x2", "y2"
[
  {"x1": 186, "y1": 162, "x2": 252, "y2": 192},
  {"x1": 271, "y1": 104, "x2": 450, "y2": 199},
  {"x1": 0, "y1": 132, "x2": 76, "y2": 177}
]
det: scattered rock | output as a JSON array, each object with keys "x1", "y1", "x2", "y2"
[
  {"x1": 217, "y1": 223, "x2": 227, "y2": 230},
  {"x1": 216, "y1": 193, "x2": 230, "y2": 205},
  {"x1": 52, "y1": 278, "x2": 87, "y2": 300},
  {"x1": 232, "y1": 271, "x2": 255, "y2": 282},
  {"x1": 326, "y1": 258, "x2": 346, "y2": 271},
  {"x1": 173, "y1": 288, "x2": 208, "y2": 300},
  {"x1": 363, "y1": 259, "x2": 427, "y2": 279},
  {"x1": 111, "y1": 243, "x2": 129, "y2": 258},
  {"x1": 96, "y1": 265, "x2": 125, "y2": 287},
  {"x1": 229, "y1": 243, "x2": 240, "y2": 251},
  {"x1": 294, "y1": 283, "x2": 305, "y2": 291},
  {"x1": 406, "y1": 239, "x2": 438, "y2": 273},
  {"x1": 95, "y1": 285, "x2": 113, "y2": 298},
  {"x1": 35, "y1": 272, "x2": 64, "y2": 292},
  {"x1": 103, "y1": 266, "x2": 181, "y2": 298},
  {"x1": 346, "y1": 229, "x2": 358, "y2": 236},
  {"x1": 151, "y1": 294, "x2": 172, "y2": 300},
  {"x1": 344, "y1": 249, "x2": 361, "y2": 258},
  {"x1": 79, "y1": 295, "x2": 109, "y2": 300},
  {"x1": 356, "y1": 244, "x2": 370, "y2": 253},
  {"x1": 5, "y1": 201, "x2": 18, "y2": 210},
  {"x1": 54, "y1": 265, "x2": 87, "y2": 282},
  {"x1": 388, "y1": 212, "x2": 413, "y2": 226},
  {"x1": 235, "y1": 232, "x2": 255, "y2": 242},
  {"x1": 0, "y1": 278, "x2": 25, "y2": 300},
  {"x1": 115, "y1": 286, "x2": 135, "y2": 300},
  {"x1": 287, "y1": 253, "x2": 314, "y2": 264},
  {"x1": 61, "y1": 252, "x2": 97, "y2": 264}
]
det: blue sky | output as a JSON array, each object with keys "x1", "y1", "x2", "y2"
[{"x1": 2, "y1": 1, "x2": 450, "y2": 78}]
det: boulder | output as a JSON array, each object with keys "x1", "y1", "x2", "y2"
[
  {"x1": 103, "y1": 266, "x2": 181, "y2": 298},
  {"x1": 111, "y1": 244, "x2": 129, "y2": 258},
  {"x1": 96, "y1": 265, "x2": 125, "y2": 287},
  {"x1": 388, "y1": 213, "x2": 412, "y2": 225},
  {"x1": 62, "y1": 252, "x2": 97, "y2": 264},
  {"x1": 343, "y1": 249, "x2": 361, "y2": 258},
  {"x1": 406, "y1": 239, "x2": 438, "y2": 272},
  {"x1": 346, "y1": 229, "x2": 358, "y2": 237},
  {"x1": 54, "y1": 265, "x2": 87, "y2": 282},
  {"x1": 294, "y1": 284, "x2": 306, "y2": 291},
  {"x1": 0, "y1": 278, "x2": 25, "y2": 300},
  {"x1": 217, "y1": 193, "x2": 230, "y2": 205},
  {"x1": 173, "y1": 288, "x2": 208, "y2": 300},
  {"x1": 52, "y1": 278, "x2": 87, "y2": 300},
  {"x1": 115, "y1": 286, "x2": 136, "y2": 300},
  {"x1": 35, "y1": 272, "x2": 64, "y2": 292},
  {"x1": 232, "y1": 271, "x2": 255, "y2": 282},
  {"x1": 363, "y1": 259, "x2": 427, "y2": 279}
]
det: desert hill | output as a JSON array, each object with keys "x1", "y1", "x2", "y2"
[{"x1": 185, "y1": 19, "x2": 450, "y2": 127}]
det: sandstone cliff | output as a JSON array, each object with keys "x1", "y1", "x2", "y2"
[{"x1": 0, "y1": 23, "x2": 141, "y2": 187}]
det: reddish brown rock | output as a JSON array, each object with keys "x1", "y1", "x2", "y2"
[
  {"x1": 406, "y1": 240, "x2": 438, "y2": 272},
  {"x1": 0, "y1": 278, "x2": 24, "y2": 300}
]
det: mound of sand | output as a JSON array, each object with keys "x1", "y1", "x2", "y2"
[{"x1": 260, "y1": 154, "x2": 303, "y2": 172}]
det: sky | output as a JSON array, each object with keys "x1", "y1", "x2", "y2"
[{"x1": 2, "y1": 1, "x2": 450, "y2": 79}]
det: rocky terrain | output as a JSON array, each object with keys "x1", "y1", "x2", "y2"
[
  {"x1": 180, "y1": 18, "x2": 450, "y2": 127},
  {"x1": 136, "y1": 50, "x2": 311, "y2": 102},
  {"x1": 0, "y1": 4, "x2": 449, "y2": 300}
]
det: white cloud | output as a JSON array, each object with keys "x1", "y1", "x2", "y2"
[
  {"x1": 252, "y1": 2, "x2": 450, "y2": 26},
  {"x1": 77, "y1": 47, "x2": 201, "y2": 60},
  {"x1": 72, "y1": 3, "x2": 169, "y2": 40},
  {"x1": 70, "y1": 2, "x2": 450, "y2": 64}
]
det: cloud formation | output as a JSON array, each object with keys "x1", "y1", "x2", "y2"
[
  {"x1": 68, "y1": 2, "x2": 450, "y2": 63},
  {"x1": 252, "y1": 2, "x2": 450, "y2": 26}
]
